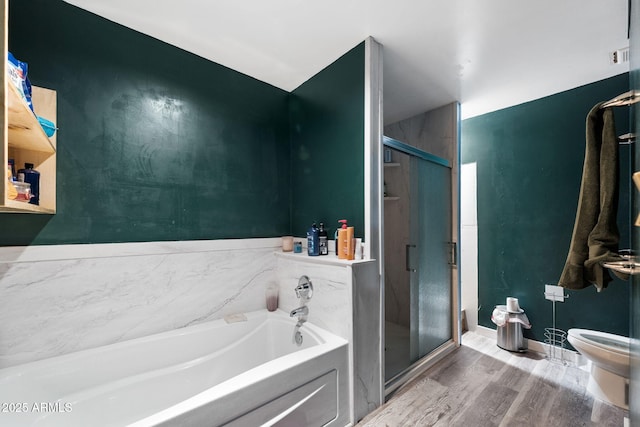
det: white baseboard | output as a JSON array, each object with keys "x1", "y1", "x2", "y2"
[{"x1": 474, "y1": 325, "x2": 584, "y2": 366}]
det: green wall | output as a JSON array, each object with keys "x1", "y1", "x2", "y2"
[
  {"x1": 2, "y1": 0, "x2": 366, "y2": 245},
  {"x1": 462, "y1": 73, "x2": 631, "y2": 342},
  {"x1": 6, "y1": 0, "x2": 290, "y2": 244},
  {"x1": 289, "y1": 43, "x2": 365, "y2": 239}
]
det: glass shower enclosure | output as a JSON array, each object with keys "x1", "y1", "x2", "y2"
[{"x1": 383, "y1": 136, "x2": 453, "y2": 389}]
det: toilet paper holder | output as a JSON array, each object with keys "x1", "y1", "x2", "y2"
[{"x1": 543, "y1": 284, "x2": 570, "y2": 364}]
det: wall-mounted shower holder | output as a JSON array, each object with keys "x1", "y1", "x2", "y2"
[{"x1": 295, "y1": 275, "x2": 313, "y2": 301}]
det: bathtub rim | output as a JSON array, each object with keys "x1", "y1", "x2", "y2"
[
  {"x1": 0, "y1": 309, "x2": 349, "y2": 427},
  {"x1": 128, "y1": 310, "x2": 349, "y2": 426},
  {"x1": 0, "y1": 309, "x2": 340, "y2": 375}
]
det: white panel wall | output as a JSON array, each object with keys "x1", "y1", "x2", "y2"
[
  {"x1": 461, "y1": 162, "x2": 479, "y2": 331},
  {"x1": 1, "y1": 239, "x2": 381, "y2": 425},
  {"x1": 0, "y1": 239, "x2": 281, "y2": 368}
]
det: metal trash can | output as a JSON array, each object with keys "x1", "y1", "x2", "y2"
[{"x1": 492, "y1": 305, "x2": 529, "y2": 352}]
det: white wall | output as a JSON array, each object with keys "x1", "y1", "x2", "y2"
[{"x1": 461, "y1": 163, "x2": 478, "y2": 331}]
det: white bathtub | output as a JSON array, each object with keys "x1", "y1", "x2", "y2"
[{"x1": 0, "y1": 309, "x2": 350, "y2": 426}]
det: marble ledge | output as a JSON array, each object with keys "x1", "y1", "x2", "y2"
[
  {"x1": 0, "y1": 238, "x2": 282, "y2": 264},
  {"x1": 274, "y1": 251, "x2": 376, "y2": 267}
]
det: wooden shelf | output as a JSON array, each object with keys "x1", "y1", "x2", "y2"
[
  {"x1": 0, "y1": 199, "x2": 55, "y2": 214},
  {"x1": 0, "y1": 2, "x2": 56, "y2": 215},
  {"x1": 384, "y1": 196, "x2": 400, "y2": 201},
  {"x1": 7, "y1": 82, "x2": 55, "y2": 153},
  {"x1": 383, "y1": 162, "x2": 400, "y2": 168},
  {"x1": 3, "y1": 82, "x2": 58, "y2": 214},
  {"x1": 1, "y1": 0, "x2": 57, "y2": 214}
]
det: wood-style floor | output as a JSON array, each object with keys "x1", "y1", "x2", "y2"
[{"x1": 358, "y1": 331, "x2": 629, "y2": 427}]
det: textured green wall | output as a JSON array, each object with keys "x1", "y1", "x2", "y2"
[
  {"x1": 289, "y1": 43, "x2": 365, "y2": 239},
  {"x1": 3, "y1": 1, "x2": 366, "y2": 246},
  {"x1": 462, "y1": 73, "x2": 631, "y2": 342},
  {"x1": 3, "y1": 0, "x2": 291, "y2": 244}
]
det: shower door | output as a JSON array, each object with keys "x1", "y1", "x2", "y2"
[
  {"x1": 408, "y1": 154, "x2": 452, "y2": 361},
  {"x1": 384, "y1": 138, "x2": 453, "y2": 383}
]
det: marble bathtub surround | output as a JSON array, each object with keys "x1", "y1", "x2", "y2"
[
  {"x1": 1, "y1": 237, "x2": 383, "y2": 426},
  {"x1": 276, "y1": 255, "x2": 353, "y2": 340},
  {"x1": 0, "y1": 238, "x2": 281, "y2": 368},
  {"x1": 275, "y1": 253, "x2": 381, "y2": 422},
  {"x1": 0, "y1": 238, "x2": 280, "y2": 263}
]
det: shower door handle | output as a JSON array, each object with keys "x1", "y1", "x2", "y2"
[
  {"x1": 448, "y1": 242, "x2": 457, "y2": 267},
  {"x1": 406, "y1": 244, "x2": 416, "y2": 272}
]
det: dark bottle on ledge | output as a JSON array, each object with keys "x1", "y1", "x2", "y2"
[
  {"x1": 18, "y1": 163, "x2": 39, "y2": 205},
  {"x1": 319, "y1": 222, "x2": 328, "y2": 255},
  {"x1": 307, "y1": 223, "x2": 320, "y2": 256}
]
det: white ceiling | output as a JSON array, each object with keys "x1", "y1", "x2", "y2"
[{"x1": 63, "y1": 0, "x2": 630, "y2": 123}]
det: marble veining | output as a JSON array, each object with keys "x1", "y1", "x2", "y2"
[
  {"x1": 384, "y1": 104, "x2": 456, "y2": 163},
  {"x1": 276, "y1": 256, "x2": 352, "y2": 340},
  {"x1": 275, "y1": 255, "x2": 383, "y2": 423},
  {"x1": 351, "y1": 261, "x2": 383, "y2": 420},
  {"x1": 1, "y1": 238, "x2": 385, "y2": 427},
  {"x1": 0, "y1": 240, "x2": 279, "y2": 368},
  {"x1": 0, "y1": 238, "x2": 281, "y2": 264}
]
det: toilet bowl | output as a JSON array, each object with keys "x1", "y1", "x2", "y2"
[{"x1": 567, "y1": 328, "x2": 630, "y2": 409}]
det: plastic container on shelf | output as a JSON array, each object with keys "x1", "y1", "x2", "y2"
[
  {"x1": 12, "y1": 181, "x2": 32, "y2": 202},
  {"x1": 17, "y1": 163, "x2": 39, "y2": 205}
]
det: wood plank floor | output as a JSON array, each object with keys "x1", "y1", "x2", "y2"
[{"x1": 358, "y1": 331, "x2": 629, "y2": 427}]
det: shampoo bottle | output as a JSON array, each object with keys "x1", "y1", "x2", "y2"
[
  {"x1": 307, "y1": 223, "x2": 320, "y2": 256},
  {"x1": 336, "y1": 219, "x2": 348, "y2": 258},
  {"x1": 338, "y1": 229, "x2": 347, "y2": 259},
  {"x1": 318, "y1": 223, "x2": 328, "y2": 255},
  {"x1": 346, "y1": 226, "x2": 355, "y2": 260}
]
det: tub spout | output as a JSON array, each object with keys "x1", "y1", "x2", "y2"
[{"x1": 290, "y1": 306, "x2": 308, "y2": 318}]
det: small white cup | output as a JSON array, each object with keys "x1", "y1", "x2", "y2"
[{"x1": 282, "y1": 236, "x2": 293, "y2": 252}]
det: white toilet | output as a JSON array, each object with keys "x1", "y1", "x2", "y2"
[{"x1": 567, "y1": 328, "x2": 630, "y2": 409}]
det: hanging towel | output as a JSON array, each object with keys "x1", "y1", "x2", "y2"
[{"x1": 559, "y1": 102, "x2": 625, "y2": 292}]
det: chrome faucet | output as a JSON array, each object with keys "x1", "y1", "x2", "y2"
[
  {"x1": 290, "y1": 305, "x2": 308, "y2": 318},
  {"x1": 291, "y1": 276, "x2": 312, "y2": 327}
]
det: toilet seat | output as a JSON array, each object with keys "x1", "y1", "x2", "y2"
[{"x1": 567, "y1": 329, "x2": 630, "y2": 377}]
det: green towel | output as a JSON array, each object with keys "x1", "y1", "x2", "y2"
[{"x1": 559, "y1": 102, "x2": 624, "y2": 292}]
